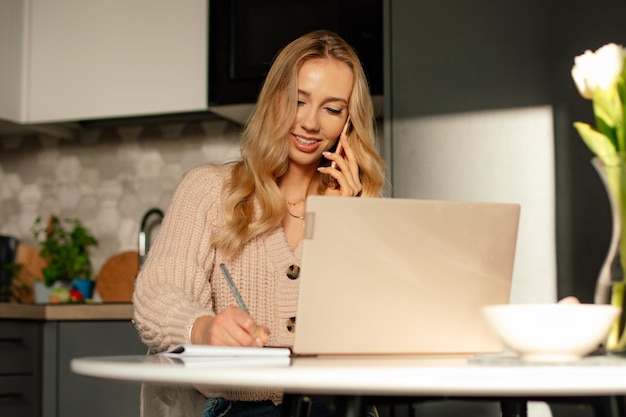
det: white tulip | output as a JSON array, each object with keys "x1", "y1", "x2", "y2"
[
  {"x1": 593, "y1": 43, "x2": 624, "y2": 90},
  {"x1": 572, "y1": 49, "x2": 595, "y2": 99},
  {"x1": 571, "y1": 43, "x2": 625, "y2": 99}
]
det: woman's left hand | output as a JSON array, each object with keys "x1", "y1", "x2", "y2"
[{"x1": 319, "y1": 132, "x2": 362, "y2": 197}]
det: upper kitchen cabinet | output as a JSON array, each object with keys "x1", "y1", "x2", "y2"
[{"x1": 0, "y1": 0, "x2": 207, "y2": 124}]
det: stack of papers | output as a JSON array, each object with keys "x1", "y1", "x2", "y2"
[{"x1": 157, "y1": 344, "x2": 292, "y2": 367}]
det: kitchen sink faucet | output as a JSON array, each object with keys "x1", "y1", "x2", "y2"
[{"x1": 138, "y1": 208, "x2": 164, "y2": 268}]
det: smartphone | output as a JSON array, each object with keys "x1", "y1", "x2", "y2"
[{"x1": 330, "y1": 116, "x2": 351, "y2": 169}]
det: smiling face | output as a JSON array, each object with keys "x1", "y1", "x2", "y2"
[{"x1": 286, "y1": 58, "x2": 354, "y2": 169}]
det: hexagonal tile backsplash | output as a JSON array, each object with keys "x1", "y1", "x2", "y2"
[{"x1": 0, "y1": 119, "x2": 241, "y2": 274}]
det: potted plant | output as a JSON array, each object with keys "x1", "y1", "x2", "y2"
[
  {"x1": 32, "y1": 215, "x2": 98, "y2": 303},
  {"x1": 0, "y1": 262, "x2": 29, "y2": 303}
]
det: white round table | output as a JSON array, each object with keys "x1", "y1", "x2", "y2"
[{"x1": 71, "y1": 353, "x2": 626, "y2": 417}]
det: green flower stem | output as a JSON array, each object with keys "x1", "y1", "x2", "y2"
[
  {"x1": 620, "y1": 68, "x2": 626, "y2": 151},
  {"x1": 607, "y1": 162, "x2": 626, "y2": 270},
  {"x1": 599, "y1": 158, "x2": 626, "y2": 351},
  {"x1": 609, "y1": 284, "x2": 625, "y2": 349}
]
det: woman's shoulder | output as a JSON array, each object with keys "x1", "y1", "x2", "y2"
[
  {"x1": 174, "y1": 163, "x2": 234, "y2": 201},
  {"x1": 182, "y1": 163, "x2": 233, "y2": 184}
]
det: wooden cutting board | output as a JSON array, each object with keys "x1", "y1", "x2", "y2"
[
  {"x1": 14, "y1": 244, "x2": 46, "y2": 304},
  {"x1": 96, "y1": 251, "x2": 139, "y2": 302}
]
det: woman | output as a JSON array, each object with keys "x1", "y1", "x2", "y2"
[{"x1": 133, "y1": 30, "x2": 386, "y2": 417}]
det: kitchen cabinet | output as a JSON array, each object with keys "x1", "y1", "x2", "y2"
[
  {"x1": 0, "y1": 304, "x2": 146, "y2": 417},
  {"x1": 0, "y1": 321, "x2": 40, "y2": 417},
  {"x1": 0, "y1": 0, "x2": 207, "y2": 124}
]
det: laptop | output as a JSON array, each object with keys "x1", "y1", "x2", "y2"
[{"x1": 292, "y1": 196, "x2": 520, "y2": 356}]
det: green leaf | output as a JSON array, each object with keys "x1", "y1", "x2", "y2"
[
  {"x1": 594, "y1": 114, "x2": 617, "y2": 148},
  {"x1": 573, "y1": 122, "x2": 619, "y2": 164},
  {"x1": 593, "y1": 85, "x2": 624, "y2": 150},
  {"x1": 619, "y1": 70, "x2": 626, "y2": 149},
  {"x1": 593, "y1": 87, "x2": 621, "y2": 127}
]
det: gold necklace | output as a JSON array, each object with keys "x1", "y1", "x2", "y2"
[
  {"x1": 286, "y1": 201, "x2": 305, "y2": 227},
  {"x1": 286, "y1": 198, "x2": 305, "y2": 207}
]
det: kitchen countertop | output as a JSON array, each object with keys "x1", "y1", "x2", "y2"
[{"x1": 0, "y1": 303, "x2": 134, "y2": 321}]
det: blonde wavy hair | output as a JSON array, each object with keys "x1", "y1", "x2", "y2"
[{"x1": 213, "y1": 30, "x2": 386, "y2": 258}]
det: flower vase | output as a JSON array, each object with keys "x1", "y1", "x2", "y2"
[{"x1": 592, "y1": 156, "x2": 626, "y2": 352}]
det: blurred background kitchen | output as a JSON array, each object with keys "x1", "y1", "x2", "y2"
[
  {"x1": 3, "y1": 0, "x2": 625, "y2": 309},
  {"x1": 1, "y1": 0, "x2": 626, "y2": 416},
  {"x1": 0, "y1": 119, "x2": 241, "y2": 276}
]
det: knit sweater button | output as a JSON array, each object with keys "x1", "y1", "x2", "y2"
[
  {"x1": 286, "y1": 317, "x2": 296, "y2": 333},
  {"x1": 286, "y1": 264, "x2": 300, "y2": 280}
]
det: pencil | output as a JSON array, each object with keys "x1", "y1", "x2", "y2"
[{"x1": 219, "y1": 263, "x2": 249, "y2": 314}]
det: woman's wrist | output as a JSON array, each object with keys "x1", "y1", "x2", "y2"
[{"x1": 189, "y1": 315, "x2": 213, "y2": 344}]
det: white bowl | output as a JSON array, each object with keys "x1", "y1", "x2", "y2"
[{"x1": 482, "y1": 303, "x2": 621, "y2": 361}]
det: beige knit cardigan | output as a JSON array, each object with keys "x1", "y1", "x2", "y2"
[{"x1": 133, "y1": 164, "x2": 303, "y2": 410}]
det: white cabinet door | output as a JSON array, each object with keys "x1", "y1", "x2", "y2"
[{"x1": 0, "y1": 0, "x2": 207, "y2": 123}]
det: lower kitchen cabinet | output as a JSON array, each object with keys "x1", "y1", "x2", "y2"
[{"x1": 0, "y1": 318, "x2": 146, "y2": 417}]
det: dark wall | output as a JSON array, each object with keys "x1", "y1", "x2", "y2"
[
  {"x1": 389, "y1": 0, "x2": 551, "y2": 118},
  {"x1": 389, "y1": 0, "x2": 626, "y2": 302}
]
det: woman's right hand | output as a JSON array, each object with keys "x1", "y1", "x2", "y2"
[
  {"x1": 190, "y1": 306, "x2": 269, "y2": 347},
  {"x1": 319, "y1": 130, "x2": 362, "y2": 197}
]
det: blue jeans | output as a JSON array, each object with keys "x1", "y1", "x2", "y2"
[{"x1": 203, "y1": 397, "x2": 333, "y2": 417}]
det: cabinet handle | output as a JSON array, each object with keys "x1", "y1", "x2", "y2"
[
  {"x1": 0, "y1": 392, "x2": 24, "y2": 399},
  {"x1": 0, "y1": 337, "x2": 24, "y2": 343}
]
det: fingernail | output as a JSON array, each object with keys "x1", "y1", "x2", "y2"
[
  {"x1": 256, "y1": 337, "x2": 264, "y2": 347},
  {"x1": 322, "y1": 151, "x2": 331, "y2": 156}
]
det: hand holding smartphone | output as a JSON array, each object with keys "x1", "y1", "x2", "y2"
[
  {"x1": 331, "y1": 115, "x2": 351, "y2": 169},
  {"x1": 327, "y1": 116, "x2": 351, "y2": 190}
]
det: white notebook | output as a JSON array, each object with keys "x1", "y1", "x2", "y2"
[{"x1": 158, "y1": 344, "x2": 291, "y2": 366}]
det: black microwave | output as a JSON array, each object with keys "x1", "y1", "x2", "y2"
[{"x1": 208, "y1": 0, "x2": 383, "y2": 108}]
